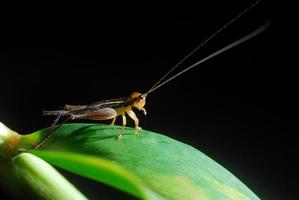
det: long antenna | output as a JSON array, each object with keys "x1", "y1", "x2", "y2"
[
  {"x1": 147, "y1": 0, "x2": 262, "y2": 94},
  {"x1": 146, "y1": 22, "x2": 269, "y2": 95}
]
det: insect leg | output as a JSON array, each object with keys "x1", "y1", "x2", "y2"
[
  {"x1": 110, "y1": 117, "x2": 117, "y2": 133},
  {"x1": 35, "y1": 116, "x2": 72, "y2": 149},
  {"x1": 111, "y1": 117, "x2": 116, "y2": 125},
  {"x1": 117, "y1": 114, "x2": 126, "y2": 139},
  {"x1": 52, "y1": 112, "x2": 63, "y2": 126},
  {"x1": 126, "y1": 110, "x2": 141, "y2": 135}
]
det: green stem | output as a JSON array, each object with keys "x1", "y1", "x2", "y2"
[{"x1": 0, "y1": 122, "x2": 88, "y2": 200}]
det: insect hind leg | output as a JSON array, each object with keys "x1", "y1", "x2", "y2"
[
  {"x1": 52, "y1": 112, "x2": 80, "y2": 127},
  {"x1": 35, "y1": 116, "x2": 72, "y2": 149},
  {"x1": 51, "y1": 112, "x2": 63, "y2": 126}
]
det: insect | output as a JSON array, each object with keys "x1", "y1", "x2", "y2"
[{"x1": 42, "y1": 1, "x2": 268, "y2": 143}]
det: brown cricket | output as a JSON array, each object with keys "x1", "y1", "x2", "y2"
[{"x1": 42, "y1": 1, "x2": 268, "y2": 141}]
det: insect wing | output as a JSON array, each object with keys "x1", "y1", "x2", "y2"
[
  {"x1": 68, "y1": 97, "x2": 126, "y2": 116},
  {"x1": 86, "y1": 97, "x2": 127, "y2": 109}
]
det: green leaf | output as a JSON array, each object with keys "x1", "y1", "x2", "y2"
[
  {"x1": 23, "y1": 123, "x2": 260, "y2": 200},
  {"x1": 29, "y1": 150, "x2": 165, "y2": 200}
]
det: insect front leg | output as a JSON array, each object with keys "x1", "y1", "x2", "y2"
[{"x1": 126, "y1": 109, "x2": 142, "y2": 135}]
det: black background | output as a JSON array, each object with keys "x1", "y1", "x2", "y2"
[{"x1": 0, "y1": 1, "x2": 296, "y2": 199}]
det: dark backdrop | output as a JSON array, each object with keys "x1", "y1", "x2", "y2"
[{"x1": 0, "y1": 1, "x2": 295, "y2": 199}]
